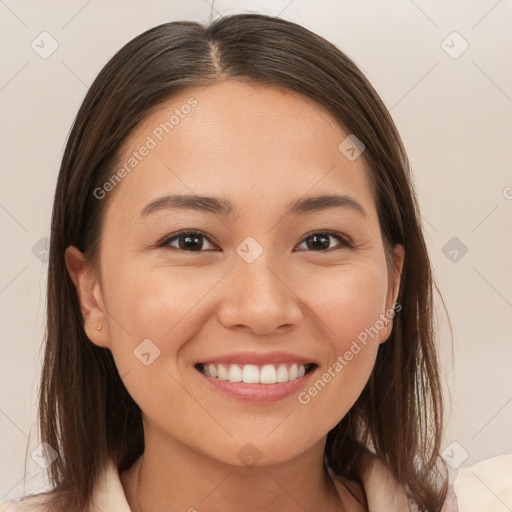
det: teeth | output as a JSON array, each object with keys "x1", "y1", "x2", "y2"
[
  {"x1": 228, "y1": 365, "x2": 243, "y2": 382},
  {"x1": 276, "y1": 364, "x2": 289, "y2": 382},
  {"x1": 208, "y1": 364, "x2": 217, "y2": 378},
  {"x1": 260, "y1": 364, "x2": 277, "y2": 384},
  {"x1": 218, "y1": 364, "x2": 228, "y2": 380},
  {"x1": 199, "y1": 363, "x2": 309, "y2": 384},
  {"x1": 242, "y1": 364, "x2": 259, "y2": 384}
]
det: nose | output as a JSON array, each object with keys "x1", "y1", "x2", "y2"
[{"x1": 216, "y1": 251, "x2": 304, "y2": 335}]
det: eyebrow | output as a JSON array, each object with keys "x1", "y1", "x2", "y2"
[{"x1": 140, "y1": 193, "x2": 367, "y2": 218}]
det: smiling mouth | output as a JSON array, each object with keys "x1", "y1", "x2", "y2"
[{"x1": 194, "y1": 362, "x2": 317, "y2": 384}]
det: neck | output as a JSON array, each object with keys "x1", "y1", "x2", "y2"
[{"x1": 121, "y1": 424, "x2": 343, "y2": 512}]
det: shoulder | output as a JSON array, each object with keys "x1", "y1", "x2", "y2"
[
  {"x1": 0, "y1": 493, "x2": 53, "y2": 512},
  {"x1": 1, "y1": 456, "x2": 131, "y2": 512},
  {"x1": 453, "y1": 453, "x2": 512, "y2": 511}
]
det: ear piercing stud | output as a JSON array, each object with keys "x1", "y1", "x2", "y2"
[{"x1": 96, "y1": 324, "x2": 103, "y2": 331}]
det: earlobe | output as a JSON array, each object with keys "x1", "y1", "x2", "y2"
[{"x1": 64, "y1": 246, "x2": 110, "y2": 348}]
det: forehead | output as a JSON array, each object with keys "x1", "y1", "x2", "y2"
[{"x1": 106, "y1": 79, "x2": 376, "y2": 221}]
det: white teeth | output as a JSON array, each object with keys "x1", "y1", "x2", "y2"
[
  {"x1": 242, "y1": 364, "x2": 259, "y2": 383},
  {"x1": 276, "y1": 364, "x2": 288, "y2": 382},
  {"x1": 260, "y1": 364, "x2": 277, "y2": 384},
  {"x1": 217, "y1": 364, "x2": 228, "y2": 380},
  {"x1": 200, "y1": 362, "x2": 309, "y2": 384},
  {"x1": 228, "y1": 365, "x2": 243, "y2": 382},
  {"x1": 208, "y1": 364, "x2": 218, "y2": 378}
]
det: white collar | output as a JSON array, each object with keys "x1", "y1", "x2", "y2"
[{"x1": 90, "y1": 457, "x2": 132, "y2": 512}]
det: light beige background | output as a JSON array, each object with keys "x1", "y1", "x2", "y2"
[{"x1": 1, "y1": 0, "x2": 511, "y2": 500}]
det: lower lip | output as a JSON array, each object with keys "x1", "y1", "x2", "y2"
[{"x1": 194, "y1": 366, "x2": 317, "y2": 403}]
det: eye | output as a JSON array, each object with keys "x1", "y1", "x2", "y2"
[
  {"x1": 296, "y1": 230, "x2": 352, "y2": 252},
  {"x1": 159, "y1": 229, "x2": 352, "y2": 253},
  {"x1": 160, "y1": 230, "x2": 217, "y2": 252}
]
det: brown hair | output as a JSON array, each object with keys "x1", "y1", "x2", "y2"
[{"x1": 29, "y1": 12, "x2": 447, "y2": 511}]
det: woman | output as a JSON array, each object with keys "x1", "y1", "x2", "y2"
[{"x1": 1, "y1": 13, "x2": 457, "y2": 511}]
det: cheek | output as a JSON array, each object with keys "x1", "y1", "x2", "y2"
[
  {"x1": 299, "y1": 261, "x2": 388, "y2": 341},
  {"x1": 100, "y1": 256, "x2": 223, "y2": 375},
  {"x1": 294, "y1": 263, "x2": 387, "y2": 426},
  {"x1": 99, "y1": 261, "x2": 215, "y2": 432}
]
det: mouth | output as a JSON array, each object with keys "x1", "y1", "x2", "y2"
[{"x1": 194, "y1": 362, "x2": 318, "y2": 384}]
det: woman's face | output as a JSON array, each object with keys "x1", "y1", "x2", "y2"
[{"x1": 67, "y1": 80, "x2": 403, "y2": 467}]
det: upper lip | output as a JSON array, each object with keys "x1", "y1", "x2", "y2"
[{"x1": 197, "y1": 351, "x2": 317, "y2": 367}]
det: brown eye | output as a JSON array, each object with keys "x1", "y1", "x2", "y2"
[
  {"x1": 161, "y1": 231, "x2": 216, "y2": 252},
  {"x1": 297, "y1": 231, "x2": 351, "y2": 252},
  {"x1": 159, "y1": 229, "x2": 351, "y2": 253}
]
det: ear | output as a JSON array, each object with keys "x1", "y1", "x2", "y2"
[
  {"x1": 379, "y1": 243, "x2": 405, "y2": 344},
  {"x1": 64, "y1": 245, "x2": 110, "y2": 348}
]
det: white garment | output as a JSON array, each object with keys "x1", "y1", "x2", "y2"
[{"x1": 454, "y1": 454, "x2": 512, "y2": 512}]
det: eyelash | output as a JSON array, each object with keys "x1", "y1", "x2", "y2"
[{"x1": 158, "y1": 229, "x2": 353, "y2": 253}]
